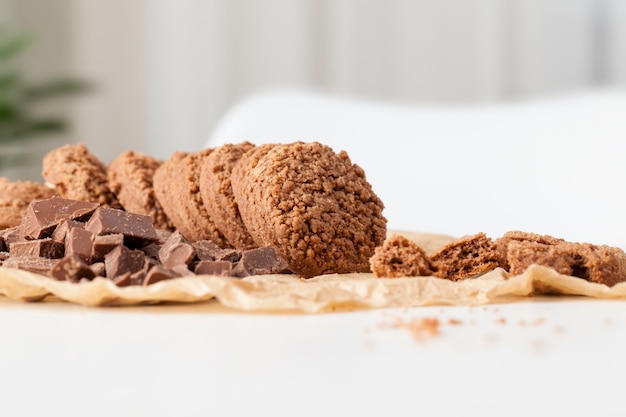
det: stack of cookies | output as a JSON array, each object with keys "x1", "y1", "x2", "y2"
[{"x1": 2, "y1": 141, "x2": 387, "y2": 279}]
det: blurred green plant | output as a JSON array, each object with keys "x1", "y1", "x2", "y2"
[{"x1": 0, "y1": 28, "x2": 90, "y2": 170}]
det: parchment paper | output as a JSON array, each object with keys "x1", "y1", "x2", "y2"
[{"x1": 1, "y1": 231, "x2": 625, "y2": 312}]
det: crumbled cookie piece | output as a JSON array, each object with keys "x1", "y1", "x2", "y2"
[
  {"x1": 199, "y1": 142, "x2": 257, "y2": 249},
  {"x1": 42, "y1": 144, "x2": 121, "y2": 208},
  {"x1": 107, "y1": 150, "x2": 173, "y2": 230},
  {"x1": 0, "y1": 178, "x2": 55, "y2": 230},
  {"x1": 231, "y1": 141, "x2": 387, "y2": 278},
  {"x1": 572, "y1": 243, "x2": 626, "y2": 287},
  {"x1": 430, "y1": 233, "x2": 503, "y2": 280},
  {"x1": 495, "y1": 231, "x2": 565, "y2": 270},
  {"x1": 506, "y1": 240, "x2": 576, "y2": 276},
  {"x1": 370, "y1": 234, "x2": 433, "y2": 278}
]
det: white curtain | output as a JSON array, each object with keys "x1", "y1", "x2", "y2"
[{"x1": 6, "y1": 0, "x2": 624, "y2": 163}]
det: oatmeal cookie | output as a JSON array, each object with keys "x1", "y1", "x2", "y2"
[
  {"x1": 42, "y1": 144, "x2": 120, "y2": 208},
  {"x1": 107, "y1": 151, "x2": 173, "y2": 230},
  {"x1": 153, "y1": 149, "x2": 228, "y2": 245},
  {"x1": 199, "y1": 142, "x2": 256, "y2": 249},
  {"x1": 0, "y1": 178, "x2": 55, "y2": 229},
  {"x1": 231, "y1": 141, "x2": 387, "y2": 278}
]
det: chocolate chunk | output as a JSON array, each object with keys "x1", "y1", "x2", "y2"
[
  {"x1": 2, "y1": 256, "x2": 59, "y2": 276},
  {"x1": 192, "y1": 240, "x2": 222, "y2": 261},
  {"x1": 158, "y1": 231, "x2": 196, "y2": 268},
  {"x1": 1, "y1": 226, "x2": 23, "y2": 245},
  {"x1": 141, "y1": 242, "x2": 161, "y2": 259},
  {"x1": 21, "y1": 196, "x2": 98, "y2": 240},
  {"x1": 85, "y1": 207, "x2": 158, "y2": 247},
  {"x1": 9, "y1": 239, "x2": 64, "y2": 259},
  {"x1": 112, "y1": 272, "x2": 132, "y2": 287},
  {"x1": 194, "y1": 260, "x2": 232, "y2": 276},
  {"x1": 0, "y1": 236, "x2": 5, "y2": 252},
  {"x1": 89, "y1": 262, "x2": 105, "y2": 277},
  {"x1": 104, "y1": 245, "x2": 145, "y2": 278},
  {"x1": 65, "y1": 227, "x2": 95, "y2": 263},
  {"x1": 50, "y1": 255, "x2": 96, "y2": 282},
  {"x1": 215, "y1": 248, "x2": 242, "y2": 263},
  {"x1": 143, "y1": 265, "x2": 176, "y2": 285},
  {"x1": 232, "y1": 247, "x2": 290, "y2": 278},
  {"x1": 171, "y1": 264, "x2": 194, "y2": 277},
  {"x1": 51, "y1": 219, "x2": 84, "y2": 243},
  {"x1": 92, "y1": 233, "x2": 125, "y2": 262}
]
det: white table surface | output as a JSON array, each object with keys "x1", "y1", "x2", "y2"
[{"x1": 1, "y1": 295, "x2": 625, "y2": 417}]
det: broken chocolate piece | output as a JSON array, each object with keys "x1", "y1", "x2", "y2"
[
  {"x1": 89, "y1": 261, "x2": 105, "y2": 277},
  {"x1": 158, "y1": 231, "x2": 196, "y2": 269},
  {"x1": 141, "y1": 242, "x2": 161, "y2": 260},
  {"x1": 85, "y1": 207, "x2": 158, "y2": 247},
  {"x1": 104, "y1": 245, "x2": 145, "y2": 278},
  {"x1": 51, "y1": 219, "x2": 84, "y2": 243},
  {"x1": 21, "y1": 196, "x2": 98, "y2": 240},
  {"x1": 1, "y1": 226, "x2": 23, "y2": 245},
  {"x1": 65, "y1": 227, "x2": 95, "y2": 263},
  {"x1": 143, "y1": 265, "x2": 176, "y2": 285},
  {"x1": 194, "y1": 260, "x2": 232, "y2": 276},
  {"x1": 2, "y1": 256, "x2": 59, "y2": 276},
  {"x1": 232, "y1": 247, "x2": 290, "y2": 278},
  {"x1": 215, "y1": 248, "x2": 242, "y2": 263},
  {"x1": 92, "y1": 234, "x2": 124, "y2": 262},
  {"x1": 192, "y1": 240, "x2": 222, "y2": 261},
  {"x1": 171, "y1": 264, "x2": 194, "y2": 277},
  {"x1": 112, "y1": 272, "x2": 132, "y2": 287},
  {"x1": 9, "y1": 239, "x2": 64, "y2": 259},
  {"x1": 50, "y1": 255, "x2": 96, "y2": 282}
]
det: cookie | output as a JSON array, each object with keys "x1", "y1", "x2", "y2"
[
  {"x1": 506, "y1": 240, "x2": 576, "y2": 277},
  {"x1": 199, "y1": 142, "x2": 256, "y2": 249},
  {"x1": 107, "y1": 150, "x2": 173, "y2": 230},
  {"x1": 0, "y1": 178, "x2": 55, "y2": 229},
  {"x1": 370, "y1": 234, "x2": 433, "y2": 278},
  {"x1": 153, "y1": 149, "x2": 229, "y2": 245},
  {"x1": 495, "y1": 231, "x2": 565, "y2": 270},
  {"x1": 42, "y1": 144, "x2": 120, "y2": 208},
  {"x1": 430, "y1": 232, "x2": 503, "y2": 280},
  {"x1": 231, "y1": 141, "x2": 387, "y2": 278}
]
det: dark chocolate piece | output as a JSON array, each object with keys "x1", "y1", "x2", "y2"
[
  {"x1": 158, "y1": 231, "x2": 196, "y2": 268},
  {"x1": 104, "y1": 245, "x2": 145, "y2": 278},
  {"x1": 143, "y1": 265, "x2": 176, "y2": 285},
  {"x1": 92, "y1": 234, "x2": 125, "y2": 262},
  {"x1": 192, "y1": 240, "x2": 222, "y2": 261},
  {"x1": 2, "y1": 256, "x2": 59, "y2": 276},
  {"x1": 21, "y1": 196, "x2": 98, "y2": 240},
  {"x1": 51, "y1": 219, "x2": 84, "y2": 243},
  {"x1": 141, "y1": 242, "x2": 162, "y2": 260},
  {"x1": 50, "y1": 255, "x2": 96, "y2": 282},
  {"x1": 9, "y1": 239, "x2": 64, "y2": 259},
  {"x1": 0, "y1": 236, "x2": 5, "y2": 252},
  {"x1": 85, "y1": 207, "x2": 158, "y2": 247},
  {"x1": 232, "y1": 247, "x2": 290, "y2": 278},
  {"x1": 65, "y1": 227, "x2": 95, "y2": 263},
  {"x1": 215, "y1": 248, "x2": 242, "y2": 263},
  {"x1": 194, "y1": 260, "x2": 232, "y2": 276}
]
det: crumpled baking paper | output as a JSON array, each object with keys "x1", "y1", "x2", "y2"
[{"x1": 1, "y1": 231, "x2": 625, "y2": 312}]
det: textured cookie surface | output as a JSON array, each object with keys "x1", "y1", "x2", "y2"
[
  {"x1": 107, "y1": 151, "x2": 173, "y2": 230},
  {"x1": 430, "y1": 233, "x2": 503, "y2": 280},
  {"x1": 42, "y1": 144, "x2": 120, "y2": 208},
  {"x1": 0, "y1": 178, "x2": 55, "y2": 229},
  {"x1": 199, "y1": 142, "x2": 256, "y2": 249},
  {"x1": 153, "y1": 149, "x2": 228, "y2": 245},
  {"x1": 370, "y1": 234, "x2": 433, "y2": 278},
  {"x1": 231, "y1": 141, "x2": 387, "y2": 278}
]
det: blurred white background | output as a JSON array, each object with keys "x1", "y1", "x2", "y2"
[{"x1": 0, "y1": 0, "x2": 625, "y2": 175}]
